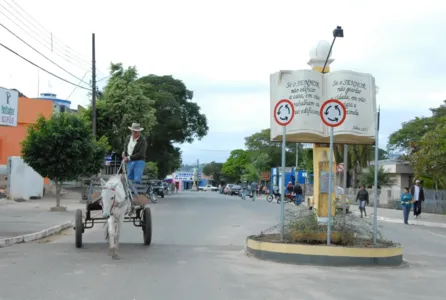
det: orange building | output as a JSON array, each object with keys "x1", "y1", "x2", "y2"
[{"x1": 0, "y1": 96, "x2": 53, "y2": 165}]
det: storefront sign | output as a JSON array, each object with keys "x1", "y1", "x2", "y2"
[
  {"x1": 174, "y1": 172, "x2": 202, "y2": 180},
  {"x1": 261, "y1": 172, "x2": 270, "y2": 181},
  {"x1": 0, "y1": 88, "x2": 18, "y2": 127}
]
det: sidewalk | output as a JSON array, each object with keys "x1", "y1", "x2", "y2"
[
  {"x1": 349, "y1": 205, "x2": 446, "y2": 228},
  {"x1": 0, "y1": 191, "x2": 85, "y2": 246}
]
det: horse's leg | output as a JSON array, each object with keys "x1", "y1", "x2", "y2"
[
  {"x1": 107, "y1": 216, "x2": 118, "y2": 258},
  {"x1": 113, "y1": 204, "x2": 127, "y2": 259}
]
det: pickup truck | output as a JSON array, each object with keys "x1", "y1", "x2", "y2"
[{"x1": 198, "y1": 184, "x2": 218, "y2": 192}]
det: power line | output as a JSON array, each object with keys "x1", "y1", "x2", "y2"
[
  {"x1": 67, "y1": 71, "x2": 90, "y2": 99},
  {"x1": 0, "y1": 42, "x2": 91, "y2": 91},
  {"x1": 0, "y1": 2, "x2": 91, "y2": 70},
  {"x1": 0, "y1": 22, "x2": 91, "y2": 86},
  {"x1": 3, "y1": 0, "x2": 91, "y2": 66}
]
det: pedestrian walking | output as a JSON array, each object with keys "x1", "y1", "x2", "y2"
[
  {"x1": 250, "y1": 181, "x2": 258, "y2": 201},
  {"x1": 400, "y1": 187, "x2": 413, "y2": 224},
  {"x1": 410, "y1": 179, "x2": 425, "y2": 218},
  {"x1": 241, "y1": 180, "x2": 248, "y2": 200},
  {"x1": 356, "y1": 185, "x2": 369, "y2": 218}
]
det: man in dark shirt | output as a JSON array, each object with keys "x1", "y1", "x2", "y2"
[
  {"x1": 356, "y1": 185, "x2": 369, "y2": 218},
  {"x1": 294, "y1": 183, "x2": 303, "y2": 205},
  {"x1": 122, "y1": 123, "x2": 147, "y2": 182}
]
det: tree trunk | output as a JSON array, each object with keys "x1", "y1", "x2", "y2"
[{"x1": 55, "y1": 179, "x2": 61, "y2": 207}]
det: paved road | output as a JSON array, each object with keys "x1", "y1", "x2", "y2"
[{"x1": 0, "y1": 192, "x2": 445, "y2": 300}]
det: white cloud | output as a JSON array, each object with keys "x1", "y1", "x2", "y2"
[{"x1": 1, "y1": 0, "x2": 445, "y2": 165}]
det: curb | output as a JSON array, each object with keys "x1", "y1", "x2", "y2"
[
  {"x1": 0, "y1": 221, "x2": 73, "y2": 246},
  {"x1": 246, "y1": 236, "x2": 403, "y2": 266},
  {"x1": 352, "y1": 212, "x2": 446, "y2": 229}
]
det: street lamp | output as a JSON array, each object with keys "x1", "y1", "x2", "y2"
[{"x1": 322, "y1": 26, "x2": 344, "y2": 74}]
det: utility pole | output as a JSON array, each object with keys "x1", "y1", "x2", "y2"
[
  {"x1": 92, "y1": 33, "x2": 97, "y2": 137},
  {"x1": 196, "y1": 159, "x2": 200, "y2": 190},
  {"x1": 295, "y1": 143, "x2": 299, "y2": 170}
]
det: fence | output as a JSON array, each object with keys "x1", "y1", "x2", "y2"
[{"x1": 303, "y1": 185, "x2": 446, "y2": 214}]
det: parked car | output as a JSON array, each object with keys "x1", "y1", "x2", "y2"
[
  {"x1": 335, "y1": 197, "x2": 350, "y2": 213},
  {"x1": 231, "y1": 185, "x2": 241, "y2": 196},
  {"x1": 199, "y1": 184, "x2": 218, "y2": 192},
  {"x1": 224, "y1": 184, "x2": 234, "y2": 194}
]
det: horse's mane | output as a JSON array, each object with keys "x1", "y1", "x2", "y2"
[{"x1": 105, "y1": 175, "x2": 123, "y2": 187}]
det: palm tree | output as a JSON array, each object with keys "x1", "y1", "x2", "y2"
[
  {"x1": 334, "y1": 144, "x2": 372, "y2": 187},
  {"x1": 359, "y1": 166, "x2": 397, "y2": 188}
]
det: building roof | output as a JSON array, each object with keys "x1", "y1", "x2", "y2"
[{"x1": 370, "y1": 158, "x2": 410, "y2": 165}]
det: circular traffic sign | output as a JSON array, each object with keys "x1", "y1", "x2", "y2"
[
  {"x1": 273, "y1": 99, "x2": 295, "y2": 126},
  {"x1": 337, "y1": 164, "x2": 344, "y2": 172},
  {"x1": 320, "y1": 99, "x2": 346, "y2": 127}
]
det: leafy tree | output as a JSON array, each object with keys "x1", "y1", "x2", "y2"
[
  {"x1": 136, "y1": 75, "x2": 208, "y2": 178},
  {"x1": 302, "y1": 148, "x2": 314, "y2": 172},
  {"x1": 83, "y1": 63, "x2": 157, "y2": 152},
  {"x1": 221, "y1": 149, "x2": 251, "y2": 182},
  {"x1": 409, "y1": 119, "x2": 446, "y2": 190},
  {"x1": 202, "y1": 161, "x2": 223, "y2": 184},
  {"x1": 251, "y1": 153, "x2": 271, "y2": 172},
  {"x1": 241, "y1": 164, "x2": 261, "y2": 182},
  {"x1": 244, "y1": 129, "x2": 301, "y2": 168},
  {"x1": 388, "y1": 100, "x2": 446, "y2": 153},
  {"x1": 359, "y1": 165, "x2": 398, "y2": 188},
  {"x1": 21, "y1": 113, "x2": 109, "y2": 208},
  {"x1": 143, "y1": 162, "x2": 159, "y2": 179},
  {"x1": 84, "y1": 66, "x2": 209, "y2": 179},
  {"x1": 387, "y1": 117, "x2": 436, "y2": 153}
]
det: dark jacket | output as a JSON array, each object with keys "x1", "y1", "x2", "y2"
[
  {"x1": 410, "y1": 185, "x2": 425, "y2": 202},
  {"x1": 356, "y1": 189, "x2": 369, "y2": 204},
  {"x1": 294, "y1": 184, "x2": 303, "y2": 195},
  {"x1": 124, "y1": 135, "x2": 147, "y2": 161}
]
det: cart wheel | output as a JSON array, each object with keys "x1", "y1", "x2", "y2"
[
  {"x1": 142, "y1": 207, "x2": 152, "y2": 245},
  {"x1": 75, "y1": 209, "x2": 83, "y2": 248}
]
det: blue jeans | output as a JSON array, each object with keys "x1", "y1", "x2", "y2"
[
  {"x1": 402, "y1": 205, "x2": 410, "y2": 223},
  {"x1": 295, "y1": 194, "x2": 302, "y2": 205},
  {"x1": 127, "y1": 160, "x2": 145, "y2": 195},
  {"x1": 241, "y1": 189, "x2": 247, "y2": 200}
]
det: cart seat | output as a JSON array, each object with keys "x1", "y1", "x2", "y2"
[{"x1": 87, "y1": 201, "x2": 103, "y2": 211}]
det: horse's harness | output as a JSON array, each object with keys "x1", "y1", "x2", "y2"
[{"x1": 103, "y1": 187, "x2": 126, "y2": 217}]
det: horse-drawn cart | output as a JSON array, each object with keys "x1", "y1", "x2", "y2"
[{"x1": 74, "y1": 169, "x2": 157, "y2": 251}]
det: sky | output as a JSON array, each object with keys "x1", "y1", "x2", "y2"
[{"x1": 1, "y1": 0, "x2": 446, "y2": 165}]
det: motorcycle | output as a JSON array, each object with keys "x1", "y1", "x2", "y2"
[
  {"x1": 150, "y1": 180, "x2": 165, "y2": 198},
  {"x1": 145, "y1": 183, "x2": 159, "y2": 203}
]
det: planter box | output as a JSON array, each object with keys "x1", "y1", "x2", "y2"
[{"x1": 290, "y1": 231, "x2": 342, "y2": 243}]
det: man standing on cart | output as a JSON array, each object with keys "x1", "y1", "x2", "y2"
[{"x1": 122, "y1": 123, "x2": 147, "y2": 199}]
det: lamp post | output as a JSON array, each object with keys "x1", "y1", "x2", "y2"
[
  {"x1": 321, "y1": 26, "x2": 344, "y2": 74},
  {"x1": 322, "y1": 26, "x2": 344, "y2": 245}
]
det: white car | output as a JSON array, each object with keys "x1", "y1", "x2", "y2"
[{"x1": 199, "y1": 184, "x2": 218, "y2": 192}]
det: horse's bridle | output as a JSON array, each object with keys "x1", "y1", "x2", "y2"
[{"x1": 103, "y1": 187, "x2": 117, "y2": 218}]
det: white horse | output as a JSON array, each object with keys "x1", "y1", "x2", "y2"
[{"x1": 100, "y1": 175, "x2": 130, "y2": 260}]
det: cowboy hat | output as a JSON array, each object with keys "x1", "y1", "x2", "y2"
[{"x1": 128, "y1": 122, "x2": 144, "y2": 132}]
